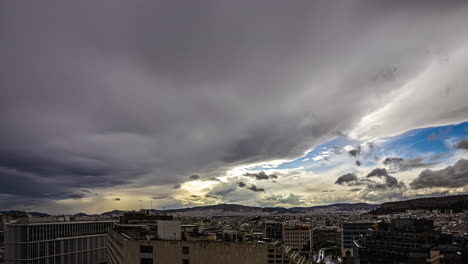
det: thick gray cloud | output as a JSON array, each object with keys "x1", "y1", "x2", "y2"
[
  {"x1": 244, "y1": 171, "x2": 278, "y2": 180},
  {"x1": 237, "y1": 181, "x2": 264, "y2": 192},
  {"x1": 348, "y1": 147, "x2": 361, "y2": 157},
  {"x1": 366, "y1": 168, "x2": 389, "y2": 178},
  {"x1": 247, "y1": 185, "x2": 265, "y2": 193},
  {"x1": 189, "y1": 174, "x2": 201, "y2": 180},
  {"x1": 335, "y1": 173, "x2": 358, "y2": 185},
  {"x1": 410, "y1": 159, "x2": 468, "y2": 189},
  {"x1": 1, "y1": 0, "x2": 468, "y2": 209},
  {"x1": 366, "y1": 168, "x2": 405, "y2": 189},
  {"x1": 383, "y1": 157, "x2": 438, "y2": 172},
  {"x1": 335, "y1": 169, "x2": 405, "y2": 190},
  {"x1": 455, "y1": 138, "x2": 468, "y2": 150}
]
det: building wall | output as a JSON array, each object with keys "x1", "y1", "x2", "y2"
[
  {"x1": 4, "y1": 221, "x2": 113, "y2": 264},
  {"x1": 156, "y1": 220, "x2": 181, "y2": 240},
  {"x1": 107, "y1": 228, "x2": 269, "y2": 264},
  {"x1": 264, "y1": 222, "x2": 282, "y2": 241},
  {"x1": 341, "y1": 223, "x2": 373, "y2": 257},
  {"x1": 282, "y1": 226, "x2": 311, "y2": 252},
  {"x1": 312, "y1": 228, "x2": 340, "y2": 249}
]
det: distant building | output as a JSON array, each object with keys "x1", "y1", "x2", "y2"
[
  {"x1": 282, "y1": 225, "x2": 312, "y2": 254},
  {"x1": 341, "y1": 222, "x2": 374, "y2": 257},
  {"x1": 264, "y1": 222, "x2": 283, "y2": 241},
  {"x1": 4, "y1": 216, "x2": 114, "y2": 264},
  {"x1": 312, "y1": 226, "x2": 341, "y2": 249},
  {"x1": 355, "y1": 218, "x2": 464, "y2": 264}
]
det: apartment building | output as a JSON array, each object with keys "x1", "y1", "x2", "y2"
[
  {"x1": 282, "y1": 225, "x2": 311, "y2": 253},
  {"x1": 4, "y1": 216, "x2": 114, "y2": 264}
]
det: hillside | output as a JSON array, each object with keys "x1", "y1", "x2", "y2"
[
  {"x1": 370, "y1": 194, "x2": 468, "y2": 214},
  {"x1": 160, "y1": 202, "x2": 379, "y2": 216}
]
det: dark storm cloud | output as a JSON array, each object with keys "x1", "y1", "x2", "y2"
[
  {"x1": 112, "y1": 198, "x2": 121, "y2": 201},
  {"x1": 455, "y1": 138, "x2": 468, "y2": 150},
  {"x1": 366, "y1": 168, "x2": 389, "y2": 177},
  {"x1": 238, "y1": 181, "x2": 264, "y2": 192},
  {"x1": 410, "y1": 159, "x2": 468, "y2": 189},
  {"x1": 335, "y1": 173, "x2": 358, "y2": 185},
  {"x1": 348, "y1": 147, "x2": 361, "y2": 157},
  {"x1": 244, "y1": 171, "x2": 278, "y2": 180},
  {"x1": 383, "y1": 157, "x2": 438, "y2": 172},
  {"x1": 383, "y1": 157, "x2": 404, "y2": 165},
  {"x1": 366, "y1": 168, "x2": 405, "y2": 189},
  {"x1": 247, "y1": 185, "x2": 265, "y2": 192},
  {"x1": 1, "y1": 0, "x2": 468, "y2": 209},
  {"x1": 336, "y1": 169, "x2": 405, "y2": 190},
  {"x1": 189, "y1": 174, "x2": 201, "y2": 180},
  {"x1": 205, "y1": 194, "x2": 218, "y2": 200}
]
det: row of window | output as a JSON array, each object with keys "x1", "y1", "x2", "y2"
[
  {"x1": 139, "y1": 258, "x2": 190, "y2": 264},
  {"x1": 268, "y1": 260, "x2": 289, "y2": 263},
  {"x1": 5, "y1": 236, "x2": 106, "y2": 259},
  {"x1": 5, "y1": 222, "x2": 113, "y2": 242}
]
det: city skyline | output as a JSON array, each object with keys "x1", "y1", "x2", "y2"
[{"x1": 1, "y1": 1, "x2": 468, "y2": 214}]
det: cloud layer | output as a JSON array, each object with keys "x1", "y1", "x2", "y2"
[
  {"x1": 410, "y1": 159, "x2": 468, "y2": 189},
  {"x1": 1, "y1": 1, "x2": 468, "y2": 212}
]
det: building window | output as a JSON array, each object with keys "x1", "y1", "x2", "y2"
[
  {"x1": 140, "y1": 246, "x2": 153, "y2": 253},
  {"x1": 183, "y1": 259, "x2": 190, "y2": 264},
  {"x1": 183, "y1": 246, "x2": 190, "y2": 254},
  {"x1": 140, "y1": 258, "x2": 153, "y2": 264}
]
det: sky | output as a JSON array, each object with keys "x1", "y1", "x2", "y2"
[{"x1": 1, "y1": 0, "x2": 468, "y2": 214}]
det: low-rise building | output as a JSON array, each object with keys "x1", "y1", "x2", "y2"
[{"x1": 107, "y1": 212, "x2": 312, "y2": 264}]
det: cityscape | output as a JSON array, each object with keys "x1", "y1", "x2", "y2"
[
  {"x1": 1, "y1": 194, "x2": 467, "y2": 263},
  {"x1": 2, "y1": 1, "x2": 468, "y2": 264}
]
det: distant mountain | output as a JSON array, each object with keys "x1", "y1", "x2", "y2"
[
  {"x1": 370, "y1": 194, "x2": 468, "y2": 214},
  {"x1": 158, "y1": 203, "x2": 379, "y2": 216},
  {"x1": 100, "y1": 210, "x2": 124, "y2": 216},
  {"x1": 73, "y1": 212, "x2": 89, "y2": 217}
]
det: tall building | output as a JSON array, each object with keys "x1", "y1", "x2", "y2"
[
  {"x1": 264, "y1": 222, "x2": 283, "y2": 241},
  {"x1": 355, "y1": 218, "x2": 464, "y2": 264},
  {"x1": 4, "y1": 216, "x2": 114, "y2": 264},
  {"x1": 282, "y1": 225, "x2": 312, "y2": 254},
  {"x1": 341, "y1": 222, "x2": 374, "y2": 257},
  {"x1": 0, "y1": 222, "x2": 5, "y2": 264}
]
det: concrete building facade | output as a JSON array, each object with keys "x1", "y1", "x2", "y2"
[
  {"x1": 4, "y1": 218, "x2": 114, "y2": 264},
  {"x1": 282, "y1": 225, "x2": 311, "y2": 253},
  {"x1": 107, "y1": 227, "x2": 269, "y2": 264}
]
